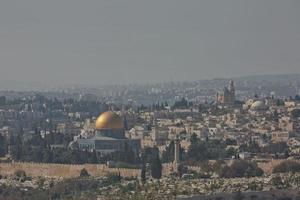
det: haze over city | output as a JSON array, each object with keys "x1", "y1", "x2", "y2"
[
  {"x1": 2, "y1": 1, "x2": 300, "y2": 200},
  {"x1": 1, "y1": 0, "x2": 300, "y2": 86}
]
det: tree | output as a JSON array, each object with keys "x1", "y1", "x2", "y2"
[
  {"x1": 190, "y1": 133, "x2": 198, "y2": 145},
  {"x1": 276, "y1": 99, "x2": 284, "y2": 106},
  {"x1": 89, "y1": 150, "x2": 98, "y2": 164},
  {"x1": 272, "y1": 110, "x2": 279, "y2": 122},
  {"x1": 219, "y1": 160, "x2": 263, "y2": 178},
  {"x1": 226, "y1": 147, "x2": 237, "y2": 158},
  {"x1": 225, "y1": 138, "x2": 237, "y2": 145},
  {"x1": 177, "y1": 164, "x2": 187, "y2": 178},
  {"x1": 291, "y1": 109, "x2": 300, "y2": 119},
  {"x1": 186, "y1": 139, "x2": 227, "y2": 162},
  {"x1": 80, "y1": 168, "x2": 90, "y2": 177},
  {"x1": 265, "y1": 142, "x2": 288, "y2": 154},
  {"x1": 273, "y1": 160, "x2": 300, "y2": 173},
  {"x1": 161, "y1": 141, "x2": 174, "y2": 163},
  {"x1": 141, "y1": 146, "x2": 160, "y2": 164},
  {"x1": 11, "y1": 134, "x2": 23, "y2": 160},
  {"x1": 0, "y1": 135, "x2": 7, "y2": 156},
  {"x1": 151, "y1": 155, "x2": 162, "y2": 180},
  {"x1": 0, "y1": 96, "x2": 6, "y2": 106},
  {"x1": 239, "y1": 141, "x2": 261, "y2": 154},
  {"x1": 271, "y1": 176, "x2": 285, "y2": 189},
  {"x1": 141, "y1": 163, "x2": 146, "y2": 184},
  {"x1": 42, "y1": 147, "x2": 53, "y2": 163},
  {"x1": 14, "y1": 170, "x2": 27, "y2": 182},
  {"x1": 164, "y1": 101, "x2": 168, "y2": 107},
  {"x1": 172, "y1": 98, "x2": 189, "y2": 109}
]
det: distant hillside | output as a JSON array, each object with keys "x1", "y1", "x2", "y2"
[
  {"x1": 233, "y1": 73, "x2": 300, "y2": 82},
  {"x1": 0, "y1": 74, "x2": 299, "y2": 104}
]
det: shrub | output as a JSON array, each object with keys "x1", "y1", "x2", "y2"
[
  {"x1": 105, "y1": 172, "x2": 121, "y2": 184},
  {"x1": 13, "y1": 169, "x2": 27, "y2": 182},
  {"x1": 200, "y1": 161, "x2": 222, "y2": 173},
  {"x1": 37, "y1": 176, "x2": 46, "y2": 188},
  {"x1": 120, "y1": 182, "x2": 136, "y2": 193},
  {"x1": 271, "y1": 176, "x2": 285, "y2": 189},
  {"x1": 247, "y1": 181, "x2": 263, "y2": 191},
  {"x1": 80, "y1": 168, "x2": 90, "y2": 177},
  {"x1": 273, "y1": 160, "x2": 300, "y2": 173},
  {"x1": 219, "y1": 160, "x2": 263, "y2": 178}
]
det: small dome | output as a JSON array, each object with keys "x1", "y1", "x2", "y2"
[
  {"x1": 250, "y1": 101, "x2": 268, "y2": 111},
  {"x1": 95, "y1": 111, "x2": 124, "y2": 130},
  {"x1": 245, "y1": 99, "x2": 254, "y2": 106}
]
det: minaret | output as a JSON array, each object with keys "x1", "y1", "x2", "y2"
[
  {"x1": 228, "y1": 80, "x2": 235, "y2": 93},
  {"x1": 6, "y1": 134, "x2": 12, "y2": 161},
  {"x1": 108, "y1": 103, "x2": 115, "y2": 112},
  {"x1": 228, "y1": 80, "x2": 235, "y2": 105},
  {"x1": 152, "y1": 112, "x2": 158, "y2": 145},
  {"x1": 7, "y1": 143, "x2": 11, "y2": 159},
  {"x1": 174, "y1": 136, "x2": 180, "y2": 164},
  {"x1": 153, "y1": 111, "x2": 157, "y2": 127},
  {"x1": 173, "y1": 136, "x2": 183, "y2": 177}
]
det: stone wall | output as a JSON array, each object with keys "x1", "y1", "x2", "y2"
[
  {"x1": 0, "y1": 162, "x2": 140, "y2": 178},
  {"x1": 0, "y1": 159, "x2": 292, "y2": 178}
]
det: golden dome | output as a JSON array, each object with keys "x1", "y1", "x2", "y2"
[{"x1": 95, "y1": 111, "x2": 124, "y2": 130}]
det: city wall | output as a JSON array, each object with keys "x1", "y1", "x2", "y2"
[
  {"x1": 0, "y1": 159, "x2": 290, "y2": 178},
  {"x1": 0, "y1": 162, "x2": 141, "y2": 178}
]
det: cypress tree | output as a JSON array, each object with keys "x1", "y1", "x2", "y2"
[
  {"x1": 141, "y1": 163, "x2": 146, "y2": 184},
  {"x1": 151, "y1": 155, "x2": 162, "y2": 180}
]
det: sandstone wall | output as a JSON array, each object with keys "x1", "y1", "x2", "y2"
[
  {"x1": 0, "y1": 162, "x2": 140, "y2": 178},
  {"x1": 0, "y1": 159, "x2": 292, "y2": 178}
]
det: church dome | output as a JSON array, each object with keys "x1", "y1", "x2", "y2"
[
  {"x1": 95, "y1": 111, "x2": 124, "y2": 130},
  {"x1": 245, "y1": 99, "x2": 254, "y2": 106},
  {"x1": 250, "y1": 101, "x2": 268, "y2": 111}
]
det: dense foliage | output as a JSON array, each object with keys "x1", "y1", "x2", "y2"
[
  {"x1": 141, "y1": 146, "x2": 162, "y2": 180},
  {"x1": 10, "y1": 131, "x2": 138, "y2": 165},
  {"x1": 273, "y1": 160, "x2": 300, "y2": 173},
  {"x1": 219, "y1": 160, "x2": 264, "y2": 178},
  {"x1": 185, "y1": 134, "x2": 234, "y2": 163},
  {"x1": 151, "y1": 155, "x2": 162, "y2": 180}
]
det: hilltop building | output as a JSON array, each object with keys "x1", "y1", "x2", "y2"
[
  {"x1": 216, "y1": 80, "x2": 236, "y2": 106},
  {"x1": 77, "y1": 111, "x2": 140, "y2": 155}
]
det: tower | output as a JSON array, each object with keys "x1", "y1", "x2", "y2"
[
  {"x1": 228, "y1": 80, "x2": 235, "y2": 105},
  {"x1": 216, "y1": 80, "x2": 236, "y2": 106},
  {"x1": 229, "y1": 80, "x2": 235, "y2": 93},
  {"x1": 174, "y1": 136, "x2": 180, "y2": 164},
  {"x1": 6, "y1": 134, "x2": 12, "y2": 161}
]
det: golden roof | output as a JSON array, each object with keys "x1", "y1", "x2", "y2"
[{"x1": 95, "y1": 111, "x2": 124, "y2": 130}]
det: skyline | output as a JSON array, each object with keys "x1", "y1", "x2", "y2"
[
  {"x1": 0, "y1": 73, "x2": 299, "y2": 93},
  {"x1": 0, "y1": 0, "x2": 300, "y2": 86}
]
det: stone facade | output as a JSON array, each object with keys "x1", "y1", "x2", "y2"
[{"x1": 216, "y1": 80, "x2": 236, "y2": 106}]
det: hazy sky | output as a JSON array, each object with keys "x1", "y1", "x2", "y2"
[{"x1": 0, "y1": 0, "x2": 299, "y2": 86}]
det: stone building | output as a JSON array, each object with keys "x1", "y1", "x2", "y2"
[
  {"x1": 216, "y1": 80, "x2": 236, "y2": 106},
  {"x1": 77, "y1": 111, "x2": 140, "y2": 155}
]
